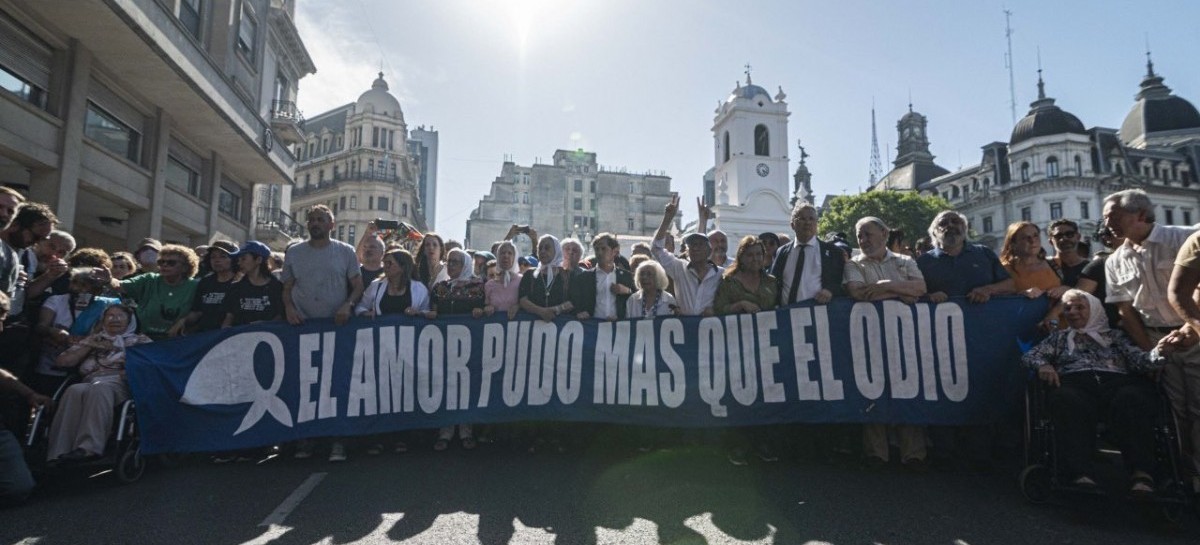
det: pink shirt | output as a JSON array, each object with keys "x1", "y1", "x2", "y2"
[{"x1": 485, "y1": 273, "x2": 523, "y2": 311}]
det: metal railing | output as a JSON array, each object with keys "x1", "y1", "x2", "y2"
[
  {"x1": 255, "y1": 207, "x2": 305, "y2": 239},
  {"x1": 270, "y1": 100, "x2": 305, "y2": 127}
]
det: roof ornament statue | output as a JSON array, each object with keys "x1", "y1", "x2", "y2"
[{"x1": 775, "y1": 86, "x2": 787, "y2": 102}]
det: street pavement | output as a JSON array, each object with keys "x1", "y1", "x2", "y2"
[{"x1": 2, "y1": 436, "x2": 1198, "y2": 545}]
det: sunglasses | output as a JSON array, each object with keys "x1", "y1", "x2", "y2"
[{"x1": 1051, "y1": 231, "x2": 1078, "y2": 240}]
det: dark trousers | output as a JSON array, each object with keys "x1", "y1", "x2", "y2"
[{"x1": 1049, "y1": 372, "x2": 1158, "y2": 479}]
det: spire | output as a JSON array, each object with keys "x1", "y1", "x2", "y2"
[
  {"x1": 1146, "y1": 49, "x2": 1156, "y2": 78},
  {"x1": 744, "y1": 62, "x2": 753, "y2": 85},
  {"x1": 868, "y1": 102, "x2": 882, "y2": 186},
  {"x1": 1036, "y1": 68, "x2": 1045, "y2": 100}
]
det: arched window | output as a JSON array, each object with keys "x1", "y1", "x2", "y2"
[
  {"x1": 1046, "y1": 156, "x2": 1059, "y2": 178},
  {"x1": 722, "y1": 131, "x2": 730, "y2": 163},
  {"x1": 754, "y1": 124, "x2": 769, "y2": 156},
  {"x1": 1074, "y1": 155, "x2": 1083, "y2": 177},
  {"x1": 984, "y1": 177, "x2": 991, "y2": 186},
  {"x1": 350, "y1": 196, "x2": 357, "y2": 209},
  {"x1": 1116, "y1": 163, "x2": 1124, "y2": 175},
  {"x1": 951, "y1": 186, "x2": 960, "y2": 198},
  {"x1": 1021, "y1": 162, "x2": 1030, "y2": 182},
  {"x1": 402, "y1": 202, "x2": 408, "y2": 216}
]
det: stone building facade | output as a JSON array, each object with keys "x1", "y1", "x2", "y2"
[
  {"x1": 288, "y1": 73, "x2": 429, "y2": 246},
  {"x1": 0, "y1": 0, "x2": 314, "y2": 250},
  {"x1": 919, "y1": 62, "x2": 1200, "y2": 252},
  {"x1": 465, "y1": 150, "x2": 673, "y2": 255}
]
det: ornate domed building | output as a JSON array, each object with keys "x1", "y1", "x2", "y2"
[
  {"x1": 917, "y1": 59, "x2": 1200, "y2": 252},
  {"x1": 288, "y1": 73, "x2": 434, "y2": 245}
]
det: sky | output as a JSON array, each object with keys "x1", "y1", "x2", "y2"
[{"x1": 293, "y1": 0, "x2": 1200, "y2": 244}]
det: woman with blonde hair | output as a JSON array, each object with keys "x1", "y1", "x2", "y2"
[{"x1": 999, "y1": 222, "x2": 1065, "y2": 299}]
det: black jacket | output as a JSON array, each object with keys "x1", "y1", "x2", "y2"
[
  {"x1": 569, "y1": 267, "x2": 636, "y2": 319},
  {"x1": 770, "y1": 239, "x2": 846, "y2": 306}
]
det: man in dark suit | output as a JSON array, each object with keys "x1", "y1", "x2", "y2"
[
  {"x1": 771, "y1": 202, "x2": 846, "y2": 306},
  {"x1": 571, "y1": 233, "x2": 636, "y2": 320}
]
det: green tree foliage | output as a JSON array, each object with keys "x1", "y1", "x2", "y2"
[{"x1": 817, "y1": 191, "x2": 951, "y2": 248}]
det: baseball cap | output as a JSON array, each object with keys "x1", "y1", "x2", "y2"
[{"x1": 230, "y1": 241, "x2": 272, "y2": 259}]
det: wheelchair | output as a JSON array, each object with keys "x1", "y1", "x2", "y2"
[
  {"x1": 1018, "y1": 371, "x2": 1192, "y2": 521},
  {"x1": 22, "y1": 375, "x2": 146, "y2": 484}
]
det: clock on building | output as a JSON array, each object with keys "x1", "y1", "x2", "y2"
[{"x1": 756, "y1": 163, "x2": 770, "y2": 177}]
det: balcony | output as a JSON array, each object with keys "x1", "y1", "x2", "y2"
[
  {"x1": 270, "y1": 100, "x2": 305, "y2": 144},
  {"x1": 255, "y1": 206, "x2": 305, "y2": 247},
  {"x1": 292, "y1": 169, "x2": 411, "y2": 197}
]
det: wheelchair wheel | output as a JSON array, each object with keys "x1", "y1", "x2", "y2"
[
  {"x1": 1019, "y1": 464, "x2": 1053, "y2": 504},
  {"x1": 116, "y1": 444, "x2": 146, "y2": 483}
]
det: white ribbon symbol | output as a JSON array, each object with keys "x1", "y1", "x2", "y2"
[{"x1": 180, "y1": 332, "x2": 293, "y2": 435}]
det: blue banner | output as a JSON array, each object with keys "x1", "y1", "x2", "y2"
[{"x1": 126, "y1": 296, "x2": 1047, "y2": 454}]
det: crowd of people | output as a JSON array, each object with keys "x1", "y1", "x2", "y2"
[{"x1": 2, "y1": 186, "x2": 1200, "y2": 508}]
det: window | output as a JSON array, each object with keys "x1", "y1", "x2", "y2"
[
  {"x1": 338, "y1": 225, "x2": 344, "y2": 240},
  {"x1": 0, "y1": 14, "x2": 51, "y2": 110},
  {"x1": 1050, "y1": 202, "x2": 1063, "y2": 220},
  {"x1": 1165, "y1": 208, "x2": 1175, "y2": 225},
  {"x1": 723, "y1": 131, "x2": 730, "y2": 163},
  {"x1": 350, "y1": 196, "x2": 357, "y2": 209},
  {"x1": 179, "y1": 0, "x2": 203, "y2": 40},
  {"x1": 318, "y1": 170, "x2": 324, "y2": 182},
  {"x1": 512, "y1": 193, "x2": 519, "y2": 203},
  {"x1": 942, "y1": 192, "x2": 949, "y2": 201},
  {"x1": 627, "y1": 218, "x2": 635, "y2": 231},
  {"x1": 589, "y1": 180, "x2": 596, "y2": 192},
  {"x1": 388, "y1": 130, "x2": 395, "y2": 151},
  {"x1": 1080, "y1": 201, "x2": 1090, "y2": 220},
  {"x1": 972, "y1": 178, "x2": 979, "y2": 191},
  {"x1": 236, "y1": 2, "x2": 257, "y2": 62},
  {"x1": 1020, "y1": 162, "x2": 1030, "y2": 182},
  {"x1": 0, "y1": 65, "x2": 46, "y2": 109},
  {"x1": 349, "y1": 225, "x2": 356, "y2": 245},
  {"x1": 754, "y1": 124, "x2": 769, "y2": 156},
  {"x1": 573, "y1": 198, "x2": 582, "y2": 210},
  {"x1": 372, "y1": 127, "x2": 379, "y2": 148},
  {"x1": 982, "y1": 216, "x2": 994, "y2": 233},
  {"x1": 84, "y1": 102, "x2": 141, "y2": 162},
  {"x1": 574, "y1": 179, "x2": 583, "y2": 192},
  {"x1": 402, "y1": 203, "x2": 408, "y2": 216},
  {"x1": 951, "y1": 186, "x2": 960, "y2": 199},
  {"x1": 218, "y1": 185, "x2": 242, "y2": 221},
  {"x1": 333, "y1": 165, "x2": 339, "y2": 179},
  {"x1": 377, "y1": 197, "x2": 389, "y2": 211},
  {"x1": 1074, "y1": 155, "x2": 1083, "y2": 177},
  {"x1": 368, "y1": 159, "x2": 374, "y2": 172},
  {"x1": 166, "y1": 156, "x2": 201, "y2": 197},
  {"x1": 368, "y1": 196, "x2": 374, "y2": 209},
  {"x1": 1185, "y1": 210, "x2": 1193, "y2": 225},
  {"x1": 522, "y1": 194, "x2": 529, "y2": 204},
  {"x1": 339, "y1": 196, "x2": 346, "y2": 210},
  {"x1": 1021, "y1": 206, "x2": 1031, "y2": 222},
  {"x1": 1046, "y1": 156, "x2": 1059, "y2": 178}
]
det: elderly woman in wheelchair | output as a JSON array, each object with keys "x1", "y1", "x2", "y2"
[
  {"x1": 1021, "y1": 289, "x2": 1163, "y2": 496},
  {"x1": 45, "y1": 304, "x2": 150, "y2": 463}
]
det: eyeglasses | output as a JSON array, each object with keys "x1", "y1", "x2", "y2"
[
  {"x1": 937, "y1": 219, "x2": 964, "y2": 228},
  {"x1": 1051, "y1": 231, "x2": 1078, "y2": 240},
  {"x1": 157, "y1": 259, "x2": 181, "y2": 266}
]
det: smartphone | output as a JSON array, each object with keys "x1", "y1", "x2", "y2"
[{"x1": 375, "y1": 219, "x2": 399, "y2": 230}]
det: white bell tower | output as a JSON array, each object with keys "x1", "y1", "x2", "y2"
[{"x1": 710, "y1": 66, "x2": 793, "y2": 239}]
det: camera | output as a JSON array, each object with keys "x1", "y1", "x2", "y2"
[{"x1": 374, "y1": 219, "x2": 399, "y2": 230}]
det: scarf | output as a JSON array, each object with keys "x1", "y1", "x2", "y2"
[
  {"x1": 534, "y1": 235, "x2": 563, "y2": 285},
  {"x1": 495, "y1": 241, "x2": 521, "y2": 287},
  {"x1": 1065, "y1": 290, "x2": 1111, "y2": 354},
  {"x1": 446, "y1": 248, "x2": 476, "y2": 286}
]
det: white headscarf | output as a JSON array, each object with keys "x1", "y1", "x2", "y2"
[
  {"x1": 534, "y1": 234, "x2": 563, "y2": 285},
  {"x1": 1063, "y1": 289, "x2": 1111, "y2": 353},
  {"x1": 446, "y1": 248, "x2": 476, "y2": 285},
  {"x1": 495, "y1": 241, "x2": 521, "y2": 287}
]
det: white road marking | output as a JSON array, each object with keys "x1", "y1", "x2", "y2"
[{"x1": 258, "y1": 472, "x2": 327, "y2": 527}]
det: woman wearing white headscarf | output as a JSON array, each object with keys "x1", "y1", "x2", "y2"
[
  {"x1": 1021, "y1": 289, "x2": 1162, "y2": 495},
  {"x1": 427, "y1": 248, "x2": 486, "y2": 450},
  {"x1": 48, "y1": 304, "x2": 150, "y2": 462},
  {"x1": 518, "y1": 234, "x2": 572, "y2": 322},
  {"x1": 483, "y1": 241, "x2": 522, "y2": 320}
]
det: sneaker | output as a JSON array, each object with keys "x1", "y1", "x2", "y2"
[
  {"x1": 393, "y1": 441, "x2": 408, "y2": 453},
  {"x1": 727, "y1": 448, "x2": 749, "y2": 467},
  {"x1": 328, "y1": 442, "x2": 347, "y2": 462},
  {"x1": 211, "y1": 454, "x2": 237, "y2": 464},
  {"x1": 365, "y1": 444, "x2": 383, "y2": 456},
  {"x1": 293, "y1": 440, "x2": 314, "y2": 460}
]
